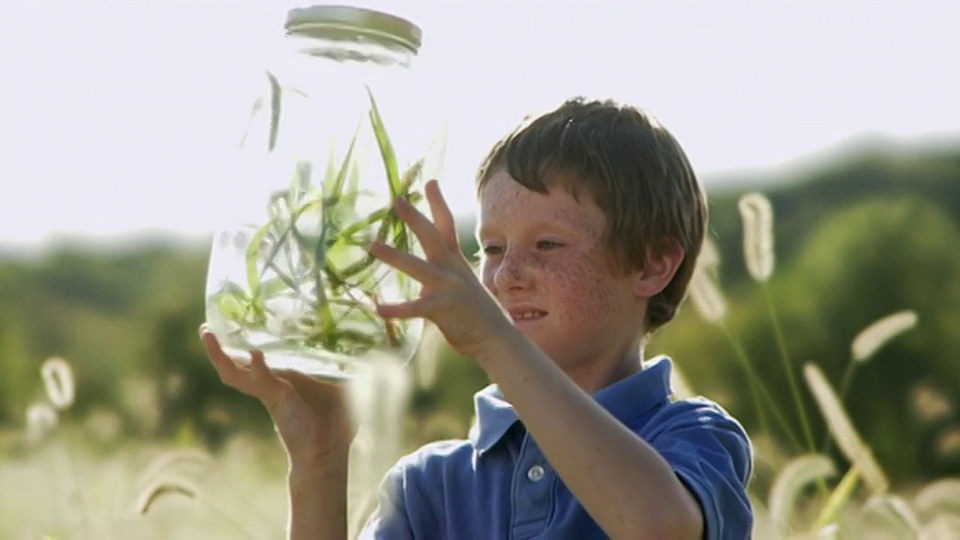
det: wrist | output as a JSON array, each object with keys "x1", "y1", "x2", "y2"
[
  {"x1": 288, "y1": 452, "x2": 349, "y2": 483},
  {"x1": 472, "y1": 321, "x2": 536, "y2": 368}
]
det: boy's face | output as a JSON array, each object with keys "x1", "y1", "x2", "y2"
[{"x1": 477, "y1": 170, "x2": 648, "y2": 377}]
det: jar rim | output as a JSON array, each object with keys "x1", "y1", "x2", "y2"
[{"x1": 285, "y1": 5, "x2": 422, "y2": 56}]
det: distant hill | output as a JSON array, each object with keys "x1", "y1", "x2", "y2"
[{"x1": 1, "y1": 138, "x2": 958, "y2": 482}]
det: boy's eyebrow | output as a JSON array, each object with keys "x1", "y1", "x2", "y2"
[{"x1": 476, "y1": 220, "x2": 580, "y2": 240}]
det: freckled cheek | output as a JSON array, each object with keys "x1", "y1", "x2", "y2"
[
  {"x1": 543, "y1": 267, "x2": 601, "y2": 314},
  {"x1": 550, "y1": 265, "x2": 627, "y2": 323}
]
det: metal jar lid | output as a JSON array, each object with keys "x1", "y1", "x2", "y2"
[{"x1": 285, "y1": 5, "x2": 422, "y2": 56}]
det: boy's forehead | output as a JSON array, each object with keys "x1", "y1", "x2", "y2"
[
  {"x1": 478, "y1": 169, "x2": 594, "y2": 204},
  {"x1": 477, "y1": 172, "x2": 606, "y2": 233}
]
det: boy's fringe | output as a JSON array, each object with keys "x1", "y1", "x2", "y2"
[
  {"x1": 803, "y1": 363, "x2": 889, "y2": 495},
  {"x1": 851, "y1": 310, "x2": 918, "y2": 363},
  {"x1": 738, "y1": 193, "x2": 775, "y2": 282},
  {"x1": 41, "y1": 356, "x2": 75, "y2": 411}
]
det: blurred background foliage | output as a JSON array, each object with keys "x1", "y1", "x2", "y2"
[{"x1": 1, "y1": 141, "x2": 958, "y2": 493}]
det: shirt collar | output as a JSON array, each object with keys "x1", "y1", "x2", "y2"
[{"x1": 468, "y1": 356, "x2": 675, "y2": 456}]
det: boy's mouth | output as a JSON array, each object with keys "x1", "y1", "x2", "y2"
[{"x1": 507, "y1": 308, "x2": 548, "y2": 322}]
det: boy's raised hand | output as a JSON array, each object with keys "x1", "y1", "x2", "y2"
[
  {"x1": 369, "y1": 180, "x2": 515, "y2": 361},
  {"x1": 199, "y1": 325, "x2": 356, "y2": 468}
]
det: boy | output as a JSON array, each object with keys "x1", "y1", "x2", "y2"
[{"x1": 200, "y1": 97, "x2": 753, "y2": 539}]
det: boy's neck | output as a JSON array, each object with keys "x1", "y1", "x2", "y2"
[{"x1": 567, "y1": 347, "x2": 645, "y2": 395}]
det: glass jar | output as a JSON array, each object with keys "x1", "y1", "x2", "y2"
[{"x1": 204, "y1": 4, "x2": 444, "y2": 381}]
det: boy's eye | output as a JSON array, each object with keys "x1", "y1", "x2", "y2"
[
  {"x1": 536, "y1": 240, "x2": 563, "y2": 250},
  {"x1": 481, "y1": 245, "x2": 503, "y2": 256}
]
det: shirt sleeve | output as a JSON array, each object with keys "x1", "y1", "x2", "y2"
[
  {"x1": 357, "y1": 464, "x2": 415, "y2": 540},
  {"x1": 646, "y1": 399, "x2": 754, "y2": 540}
]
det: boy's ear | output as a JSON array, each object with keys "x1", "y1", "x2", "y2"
[{"x1": 633, "y1": 238, "x2": 685, "y2": 299}]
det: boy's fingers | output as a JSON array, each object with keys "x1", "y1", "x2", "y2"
[
  {"x1": 374, "y1": 296, "x2": 438, "y2": 320},
  {"x1": 248, "y1": 350, "x2": 288, "y2": 409},
  {"x1": 198, "y1": 325, "x2": 281, "y2": 400},
  {"x1": 425, "y1": 180, "x2": 460, "y2": 253},
  {"x1": 395, "y1": 197, "x2": 447, "y2": 262},
  {"x1": 199, "y1": 326, "x2": 241, "y2": 383},
  {"x1": 369, "y1": 241, "x2": 444, "y2": 283}
]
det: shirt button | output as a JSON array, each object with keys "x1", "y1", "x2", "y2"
[{"x1": 526, "y1": 465, "x2": 545, "y2": 482}]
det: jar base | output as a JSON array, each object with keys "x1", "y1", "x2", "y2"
[{"x1": 218, "y1": 341, "x2": 361, "y2": 383}]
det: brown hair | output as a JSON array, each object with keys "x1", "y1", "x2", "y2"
[{"x1": 475, "y1": 97, "x2": 706, "y2": 332}]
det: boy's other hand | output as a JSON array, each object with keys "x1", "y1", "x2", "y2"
[
  {"x1": 369, "y1": 179, "x2": 515, "y2": 362},
  {"x1": 198, "y1": 325, "x2": 356, "y2": 470}
]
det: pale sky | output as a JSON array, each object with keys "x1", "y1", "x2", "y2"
[{"x1": 1, "y1": 1, "x2": 958, "y2": 253}]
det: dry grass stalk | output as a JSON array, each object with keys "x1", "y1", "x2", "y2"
[
  {"x1": 41, "y1": 356, "x2": 75, "y2": 411},
  {"x1": 768, "y1": 453, "x2": 836, "y2": 535},
  {"x1": 935, "y1": 427, "x2": 960, "y2": 460},
  {"x1": 913, "y1": 478, "x2": 960, "y2": 522},
  {"x1": 803, "y1": 363, "x2": 889, "y2": 495},
  {"x1": 738, "y1": 193, "x2": 775, "y2": 282},
  {"x1": 346, "y1": 354, "x2": 413, "y2": 538},
  {"x1": 698, "y1": 236, "x2": 721, "y2": 273},
  {"x1": 814, "y1": 524, "x2": 839, "y2": 539},
  {"x1": 908, "y1": 383, "x2": 953, "y2": 424},
  {"x1": 851, "y1": 310, "x2": 918, "y2": 363},
  {"x1": 688, "y1": 236, "x2": 726, "y2": 323},
  {"x1": 25, "y1": 401, "x2": 58, "y2": 444},
  {"x1": 136, "y1": 476, "x2": 198, "y2": 515},
  {"x1": 859, "y1": 495, "x2": 923, "y2": 535},
  {"x1": 412, "y1": 322, "x2": 444, "y2": 390},
  {"x1": 137, "y1": 449, "x2": 213, "y2": 492},
  {"x1": 688, "y1": 270, "x2": 727, "y2": 323}
]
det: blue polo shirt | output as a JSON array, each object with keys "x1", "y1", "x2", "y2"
[{"x1": 360, "y1": 357, "x2": 753, "y2": 539}]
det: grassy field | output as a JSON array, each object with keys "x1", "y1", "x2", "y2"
[
  {"x1": 0, "y1": 428, "x2": 289, "y2": 539},
  {"x1": 3, "y1": 365, "x2": 960, "y2": 539}
]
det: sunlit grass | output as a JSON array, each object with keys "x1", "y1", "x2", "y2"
[
  {"x1": 685, "y1": 191, "x2": 958, "y2": 538},
  {"x1": 0, "y1": 426, "x2": 290, "y2": 539}
]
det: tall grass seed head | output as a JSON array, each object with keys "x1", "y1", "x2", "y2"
[
  {"x1": 851, "y1": 310, "x2": 918, "y2": 363},
  {"x1": 738, "y1": 192, "x2": 775, "y2": 282},
  {"x1": 803, "y1": 362, "x2": 889, "y2": 495},
  {"x1": 40, "y1": 356, "x2": 75, "y2": 411}
]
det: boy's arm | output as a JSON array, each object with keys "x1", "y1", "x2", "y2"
[
  {"x1": 287, "y1": 459, "x2": 349, "y2": 540},
  {"x1": 476, "y1": 331, "x2": 707, "y2": 540},
  {"x1": 199, "y1": 328, "x2": 354, "y2": 540}
]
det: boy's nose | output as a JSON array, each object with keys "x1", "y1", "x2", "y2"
[{"x1": 492, "y1": 251, "x2": 532, "y2": 292}]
